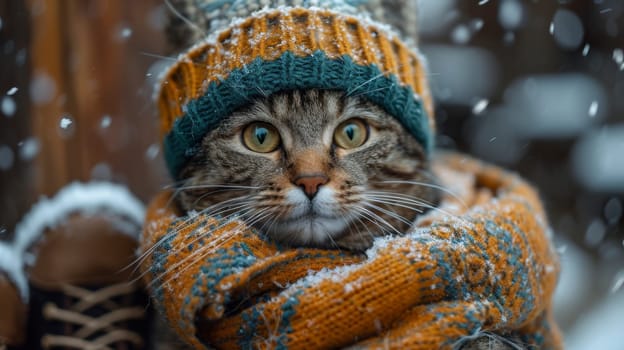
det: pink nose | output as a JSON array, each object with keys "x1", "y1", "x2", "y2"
[{"x1": 294, "y1": 175, "x2": 329, "y2": 199}]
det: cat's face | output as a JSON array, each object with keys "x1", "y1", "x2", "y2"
[{"x1": 178, "y1": 90, "x2": 438, "y2": 250}]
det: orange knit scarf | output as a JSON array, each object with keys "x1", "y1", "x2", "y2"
[{"x1": 140, "y1": 153, "x2": 562, "y2": 349}]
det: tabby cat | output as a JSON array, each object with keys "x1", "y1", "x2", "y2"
[{"x1": 177, "y1": 89, "x2": 439, "y2": 251}]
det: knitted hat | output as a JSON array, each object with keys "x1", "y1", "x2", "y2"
[{"x1": 158, "y1": 0, "x2": 435, "y2": 179}]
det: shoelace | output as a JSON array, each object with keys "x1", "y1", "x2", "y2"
[{"x1": 41, "y1": 282, "x2": 145, "y2": 350}]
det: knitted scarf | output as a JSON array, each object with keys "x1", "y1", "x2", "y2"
[{"x1": 140, "y1": 153, "x2": 562, "y2": 349}]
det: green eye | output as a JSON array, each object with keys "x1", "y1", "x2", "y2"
[
  {"x1": 334, "y1": 119, "x2": 369, "y2": 149},
  {"x1": 242, "y1": 122, "x2": 281, "y2": 153}
]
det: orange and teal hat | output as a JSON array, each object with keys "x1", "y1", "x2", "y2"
[{"x1": 157, "y1": 0, "x2": 435, "y2": 179}]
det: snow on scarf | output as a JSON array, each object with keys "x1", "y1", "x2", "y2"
[{"x1": 140, "y1": 153, "x2": 562, "y2": 349}]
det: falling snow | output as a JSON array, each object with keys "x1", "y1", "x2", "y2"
[
  {"x1": 7, "y1": 87, "x2": 18, "y2": 96},
  {"x1": 588, "y1": 101, "x2": 599, "y2": 117},
  {"x1": 30, "y1": 72, "x2": 57, "y2": 104},
  {"x1": 550, "y1": 9, "x2": 584, "y2": 50},
  {"x1": 100, "y1": 115, "x2": 112, "y2": 129},
  {"x1": 59, "y1": 116, "x2": 73, "y2": 129},
  {"x1": 612, "y1": 270, "x2": 624, "y2": 294},
  {"x1": 582, "y1": 43, "x2": 590, "y2": 56},
  {"x1": 498, "y1": 0, "x2": 524, "y2": 30},
  {"x1": 584, "y1": 219, "x2": 606, "y2": 247},
  {"x1": 145, "y1": 143, "x2": 160, "y2": 160},
  {"x1": 451, "y1": 25, "x2": 471, "y2": 44},
  {"x1": 58, "y1": 115, "x2": 75, "y2": 138},
  {"x1": 1, "y1": 96, "x2": 16, "y2": 117},
  {"x1": 472, "y1": 99, "x2": 489, "y2": 115},
  {"x1": 603, "y1": 198, "x2": 623, "y2": 225},
  {"x1": 18, "y1": 138, "x2": 40, "y2": 161},
  {"x1": 118, "y1": 27, "x2": 133, "y2": 40},
  {"x1": 613, "y1": 49, "x2": 623, "y2": 70}
]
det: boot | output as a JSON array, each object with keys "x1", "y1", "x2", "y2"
[{"x1": 23, "y1": 210, "x2": 149, "y2": 350}]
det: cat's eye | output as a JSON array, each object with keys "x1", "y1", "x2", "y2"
[
  {"x1": 242, "y1": 122, "x2": 281, "y2": 153},
  {"x1": 333, "y1": 119, "x2": 369, "y2": 149}
]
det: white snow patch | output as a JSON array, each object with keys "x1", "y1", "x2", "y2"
[
  {"x1": 0, "y1": 242, "x2": 27, "y2": 300},
  {"x1": 14, "y1": 182, "x2": 145, "y2": 255}
]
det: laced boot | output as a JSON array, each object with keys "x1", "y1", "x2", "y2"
[{"x1": 24, "y1": 213, "x2": 149, "y2": 350}]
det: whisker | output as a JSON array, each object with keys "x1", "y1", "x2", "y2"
[
  {"x1": 353, "y1": 206, "x2": 402, "y2": 235},
  {"x1": 164, "y1": 0, "x2": 208, "y2": 37},
  {"x1": 362, "y1": 202, "x2": 415, "y2": 227},
  {"x1": 160, "y1": 207, "x2": 275, "y2": 283},
  {"x1": 365, "y1": 195, "x2": 426, "y2": 213},
  {"x1": 345, "y1": 72, "x2": 386, "y2": 96},
  {"x1": 373, "y1": 180, "x2": 468, "y2": 209},
  {"x1": 143, "y1": 203, "x2": 264, "y2": 286},
  {"x1": 139, "y1": 52, "x2": 181, "y2": 62},
  {"x1": 150, "y1": 209, "x2": 261, "y2": 288},
  {"x1": 366, "y1": 193, "x2": 471, "y2": 226}
]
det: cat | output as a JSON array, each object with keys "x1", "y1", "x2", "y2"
[
  {"x1": 172, "y1": 89, "x2": 527, "y2": 350},
  {"x1": 176, "y1": 89, "x2": 440, "y2": 251}
]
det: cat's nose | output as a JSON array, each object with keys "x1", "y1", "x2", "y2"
[{"x1": 294, "y1": 174, "x2": 329, "y2": 199}]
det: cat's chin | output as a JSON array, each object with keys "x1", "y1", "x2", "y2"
[{"x1": 263, "y1": 215, "x2": 351, "y2": 247}]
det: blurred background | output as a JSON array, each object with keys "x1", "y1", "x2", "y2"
[{"x1": 0, "y1": 0, "x2": 622, "y2": 348}]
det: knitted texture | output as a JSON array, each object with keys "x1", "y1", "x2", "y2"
[
  {"x1": 158, "y1": 3, "x2": 434, "y2": 178},
  {"x1": 140, "y1": 153, "x2": 562, "y2": 350}
]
